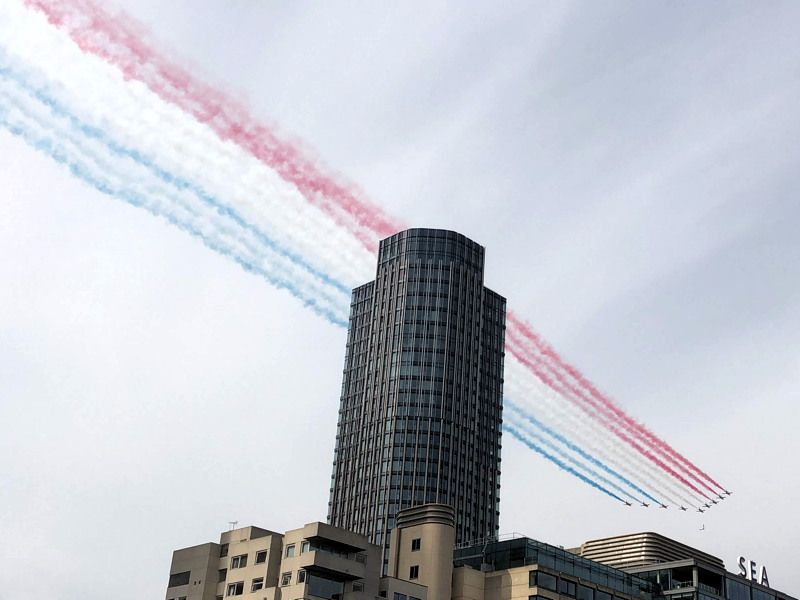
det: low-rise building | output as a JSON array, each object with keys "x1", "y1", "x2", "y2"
[
  {"x1": 574, "y1": 533, "x2": 794, "y2": 600},
  {"x1": 165, "y1": 508, "x2": 796, "y2": 600}
]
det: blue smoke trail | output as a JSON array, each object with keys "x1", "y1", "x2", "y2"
[
  {"x1": 0, "y1": 98, "x2": 349, "y2": 328},
  {"x1": 504, "y1": 405, "x2": 641, "y2": 503},
  {"x1": 0, "y1": 54, "x2": 354, "y2": 300},
  {"x1": 503, "y1": 423, "x2": 625, "y2": 503},
  {"x1": 0, "y1": 49, "x2": 675, "y2": 504},
  {"x1": 506, "y1": 399, "x2": 662, "y2": 504}
]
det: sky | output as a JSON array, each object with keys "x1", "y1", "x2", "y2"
[{"x1": 1, "y1": 1, "x2": 799, "y2": 598}]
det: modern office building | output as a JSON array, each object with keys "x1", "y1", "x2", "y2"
[
  {"x1": 452, "y1": 534, "x2": 660, "y2": 600},
  {"x1": 327, "y1": 229, "x2": 507, "y2": 567},
  {"x1": 573, "y1": 533, "x2": 792, "y2": 600}
]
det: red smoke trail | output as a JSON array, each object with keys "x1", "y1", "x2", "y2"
[
  {"x1": 506, "y1": 311, "x2": 723, "y2": 492},
  {"x1": 24, "y1": 0, "x2": 403, "y2": 253},
  {"x1": 504, "y1": 334, "x2": 711, "y2": 500},
  {"x1": 20, "y1": 0, "x2": 726, "y2": 500},
  {"x1": 506, "y1": 320, "x2": 720, "y2": 497}
]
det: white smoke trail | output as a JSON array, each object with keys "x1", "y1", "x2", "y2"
[
  {"x1": 503, "y1": 408, "x2": 643, "y2": 503},
  {"x1": 505, "y1": 328, "x2": 709, "y2": 506},
  {"x1": 506, "y1": 322, "x2": 717, "y2": 498},
  {"x1": 0, "y1": 0, "x2": 714, "y2": 508},
  {"x1": 505, "y1": 355, "x2": 702, "y2": 508},
  {"x1": 0, "y1": 0, "x2": 376, "y2": 290},
  {"x1": 507, "y1": 355, "x2": 702, "y2": 508},
  {"x1": 0, "y1": 70, "x2": 352, "y2": 325}
]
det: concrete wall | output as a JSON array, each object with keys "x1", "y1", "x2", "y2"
[
  {"x1": 452, "y1": 566, "x2": 485, "y2": 600},
  {"x1": 165, "y1": 542, "x2": 219, "y2": 600},
  {"x1": 388, "y1": 504, "x2": 455, "y2": 600}
]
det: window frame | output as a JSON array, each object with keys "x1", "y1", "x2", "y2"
[
  {"x1": 230, "y1": 554, "x2": 248, "y2": 569},
  {"x1": 226, "y1": 581, "x2": 244, "y2": 597}
]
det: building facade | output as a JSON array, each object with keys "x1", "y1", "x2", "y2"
[
  {"x1": 327, "y1": 228, "x2": 507, "y2": 569},
  {"x1": 574, "y1": 533, "x2": 793, "y2": 600},
  {"x1": 166, "y1": 519, "x2": 797, "y2": 600}
]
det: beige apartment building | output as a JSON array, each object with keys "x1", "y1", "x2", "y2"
[{"x1": 166, "y1": 505, "x2": 452, "y2": 600}]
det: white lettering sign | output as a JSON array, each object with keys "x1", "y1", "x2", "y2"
[{"x1": 738, "y1": 556, "x2": 770, "y2": 588}]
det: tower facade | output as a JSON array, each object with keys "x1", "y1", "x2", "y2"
[{"x1": 328, "y1": 228, "x2": 506, "y2": 572}]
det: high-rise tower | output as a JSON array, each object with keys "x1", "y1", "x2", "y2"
[{"x1": 327, "y1": 228, "x2": 506, "y2": 573}]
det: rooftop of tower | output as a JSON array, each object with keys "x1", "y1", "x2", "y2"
[{"x1": 377, "y1": 228, "x2": 485, "y2": 272}]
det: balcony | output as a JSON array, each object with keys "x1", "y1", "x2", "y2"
[{"x1": 297, "y1": 550, "x2": 367, "y2": 580}]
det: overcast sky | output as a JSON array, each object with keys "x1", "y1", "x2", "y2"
[{"x1": 1, "y1": 2, "x2": 799, "y2": 598}]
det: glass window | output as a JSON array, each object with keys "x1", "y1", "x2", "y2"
[
  {"x1": 557, "y1": 556, "x2": 575, "y2": 576},
  {"x1": 596, "y1": 591, "x2": 612, "y2": 600},
  {"x1": 251, "y1": 578, "x2": 264, "y2": 592},
  {"x1": 410, "y1": 565, "x2": 420, "y2": 579},
  {"x1": 298, "y1": 570, "x2": 307, "y2": 583},
  {"x1": 285, "y1": 544, "x2": 296, "y2": 558},
  {"x1": 394, "y1": 594, "x2": 408, "y2": 600},
  {"x1": 226, "y1": 582, "x2": 243, "y2": 596},
  {"x1": 538, "y1": 552, "x2": 556, "y2": 569},
  {"x1": 578, "y1": 584, "x2": 594, "y2": 600},
  {"x1": 530, "y1": 571, "x2": 557, "y2": 591},
  {"x1": 727, "y1": 578, "x2": 751, "y2": 600},
  {"x1": 575, "y1": 562, "x2": 592, "y2": 580},
  {"x1": 560, "y1": 579, "x2": 577, "y2": 596},
  {"x1": 281, "y1": 572, "x2": 292, "y2": 586},
  {"x1": 301, "y1": 540, "x2": 311, "y2": 553},
  {"x1": 753, "y1": 590, "x2": 775, "y2": 600},
  {"x1": 412, "y1": 538, "x2": 421, "y2": 551},
  {"x1": 168, "y1": 572, "x2": 191, "y2": 587},
  {"x1": 308, "y1": 574, "x2": 344, "y2": 600},
  {"x1": 230, "y1": 554, "x2": 247, "y2": 569}
]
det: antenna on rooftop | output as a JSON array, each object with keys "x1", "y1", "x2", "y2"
[{"x1": 228, "y1": 520, "x2": 238, "y2": 530}]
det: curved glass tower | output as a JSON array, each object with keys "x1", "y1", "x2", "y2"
[{"x1": 327, "y1": 228, "x2": 506, "y2": 572}]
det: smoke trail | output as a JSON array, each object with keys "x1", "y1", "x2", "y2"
[
  {"x1": 504, "y1": 357, "x2": 698, "y2": 509},
  {"x1": 3, "y1": 3, "x2": 692, "y2": 502},
  {"x1": 0, "y1": 0, "x2": 376, "y2": 291},
  {"x1": 522, "y1": 318, "x2": 717, "y2": 498},
  {"x1": 504, "y1": 405, "x2": 644, "y2": 503},
  {"x1": 505, "y1": 332, "x2": 712, "y2": 501},
  {"x1": 507, "y1": 311, "x2": 723, "y2": 492},
  {"x1": 503, "y1": 424, "x2": 626, "y2": 503},
  {"x1": 0, "y1": 66, "x2": 352, "y2": 322},
  {"x1": 508, "y1": 311, "x2": 722, "y2": 490},
  {"x1": 505, "y1": 353, "x2": 702, "y2": 508},
  {"x1": 0, "y1": 84, "x2": 351, "y2": 328},
  {"x1": 0, "y1": 59, "x2": 354, "y2": 320},
  {"x1": 505, "y1": 400, "x2": 662, "y2": 505},
  {"x1": 23, "y1": 0, "x2": 403, "y2": 251},
  {"x1": 0, "y1": 0, "x2": 727, "y2": 507}
]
